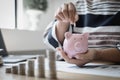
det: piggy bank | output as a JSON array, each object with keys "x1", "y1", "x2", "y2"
[{"x1": 63, "y1": 32, "x2": 89, "y2": 58}]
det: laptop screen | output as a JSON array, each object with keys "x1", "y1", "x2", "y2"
[{"x1": 0, "y1": 30, "x2": 8, "y2": 57}]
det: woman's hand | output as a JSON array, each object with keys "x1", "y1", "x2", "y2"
[
  {"x1": 56, "y1": 47, "x2": 100, "y2": 66},
  {"x1": 54, "y1": 2, "x2": 78, "y2": 24}
]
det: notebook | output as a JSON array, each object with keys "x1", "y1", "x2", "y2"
[{"x1": 0, "y1": 30, "x2": 37, "y2": 63}]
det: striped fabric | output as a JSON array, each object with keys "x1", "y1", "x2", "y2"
[
  {"x1": 76, "y1": 0, "x2": 120, "y2": 14},
  {"x1": 43, "y1": 0, "x2": 120, "y2": 50}
]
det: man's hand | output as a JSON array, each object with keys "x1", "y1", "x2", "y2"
[
  {"x1": 56, "y1": 47, "x2": 99, "y2": 66},
  {"x1": 54, "y1": 2, "x2": 78, "y2": 24}
]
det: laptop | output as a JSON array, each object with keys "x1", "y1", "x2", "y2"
[{"x1": 0, "y1": 30, "x2": 37, "y2": 63}]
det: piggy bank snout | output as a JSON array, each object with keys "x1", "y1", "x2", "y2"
[{"x1": 74, "y1": 42, "x2": 81, "y2": 48}]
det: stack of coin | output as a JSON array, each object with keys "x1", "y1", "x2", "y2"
[
  {"x1": 5, "y1": 67, "x2": 11, "y2": 73},
  {"x1": 36, "y1": 55, "x2": 45, "y2": 78},
  {"x1": 0, "y1": 56, "x2": 3, "y2": 66},
  {"x1": 11, "y1": 65, "x2": 18, "y2": 74},
  {"x1": 46, "y1": 49, "x2": 57, "y2": 79},
  {"x1": 18, "y1": 63, "x2": 26, "y2": 75},
  {"x1": 26, "y1": 59, "x2": 35, "y2": 77}
]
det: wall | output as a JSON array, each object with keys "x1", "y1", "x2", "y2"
[{"x1": 1, "y1": 0, "x2": 74, "y2": 52}]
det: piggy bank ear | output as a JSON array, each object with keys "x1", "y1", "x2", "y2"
[
  {"x1": 65, "y1": 32, "x2": 72, "y2": 39},
  {"x1": 83, "y1": 33, "x2": 89, "y2": 39}
]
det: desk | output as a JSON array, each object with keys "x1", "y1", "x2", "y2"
[{"x1": 0, "y1": 65, "x2": 120, "y2": 80}]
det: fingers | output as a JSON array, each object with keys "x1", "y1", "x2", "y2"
[
  {"x1": 54, "y1": 2, "x2": 78, "y2": 24},
  {"x1": 74, "y1": 53, "x2": 86, "y2": 60},
  {"x1": 55, "y1": 7, "x2": 63, "y2": 22},
  {"x1": 62, "y1": 3, "x2": 69, "y2": 20},
  {"x1": 56, "y1": 47, "x2": 70, "y2": 61},
  {"x1": 68, "y1": 2, "x2": 76, "y2": 24}
]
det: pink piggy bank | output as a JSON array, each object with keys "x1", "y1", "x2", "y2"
[{"x1": 63, "y1": 32, "x2": 89, "y2": 58}]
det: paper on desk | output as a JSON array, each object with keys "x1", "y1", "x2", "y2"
[{"x1": 45, "y1": 60, "x2": 120, "y2": 78}]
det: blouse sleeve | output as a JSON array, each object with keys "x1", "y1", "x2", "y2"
[{"x1": 43, "y1": 20, "x2": 62, "y2": 51}]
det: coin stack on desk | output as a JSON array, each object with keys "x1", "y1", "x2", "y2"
[
  {"x1": 36, "y1": 55, "x2": 45, "y2": 78},
  {"x1": 47, "y1": 49, "x2": 57, "y2": 79},
  {"x1": 11, "y1": 65, "x2": 18, "y2": 74},
  {"x1": 26, "y1": 59, "x2": 35, "y2": 77},
  {"x1": 5, "y1": 67, "x2": 11, "y2": 73},
  {"x1": 0, "y1": 56, "x2": 3, "y2": 66},
  {"x1": 18, "y1": 63, "x2": 26, "y2": 75},
  {"x1": 5, "y1": 52, "x2": 57, "y2": 79}
]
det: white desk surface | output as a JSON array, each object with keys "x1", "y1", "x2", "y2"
[{"x1": 1, "y1": 59, "x2": 120, "y2": 80}]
